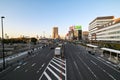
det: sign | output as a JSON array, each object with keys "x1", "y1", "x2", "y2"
[{"x1": 74, "y1": 25, "x2": 82, "y2": 30}]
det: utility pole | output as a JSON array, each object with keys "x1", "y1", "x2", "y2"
[{"x1": 1, "y1": 16, "x2": 5, "y2": 69}]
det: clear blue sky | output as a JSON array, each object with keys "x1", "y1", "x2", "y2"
[{"x1": 0, "y1": 0, "x2": 120, "y2": 38}]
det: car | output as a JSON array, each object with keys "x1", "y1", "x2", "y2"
[{"x1": 88, "y1": 51, "x2": 95, "y2": 55}]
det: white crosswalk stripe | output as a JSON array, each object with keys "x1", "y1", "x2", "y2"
[{"x1": 39, "y1": 57, "x2": 66, "y2": 80}]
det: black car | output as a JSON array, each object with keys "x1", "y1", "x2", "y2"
[{"x1": 88, "y1": 51, "x2": 95, "y2": 55}]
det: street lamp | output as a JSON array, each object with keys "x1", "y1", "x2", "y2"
[{"x1": 1, "y1": 16, "x2": 5, "y2": 69}]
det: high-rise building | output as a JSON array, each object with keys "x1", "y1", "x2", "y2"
[
  {"x1": 89, "y1": 16, "x2": 114, "y2": 40},
  {"x1": 89, "y1": 16, "x2": 120, "y2": 42},
  {"x1": 52, "y1": 27, "x2": 58, "y2": 39},
  {"x1": 82, "y1": 31, "x2": 89, "y2": 41}
]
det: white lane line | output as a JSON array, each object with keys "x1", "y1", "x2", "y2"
[
  {"x1": 51, "y1": 60, "x2": 65, "y2": 70},
  {"x1": 78, "y1": 56, "x2": 97, "y2": 79},
  {"x1": 44, "y1": 71, "x2": 52, "y2": 80},
  {"x1": 49, "y1": 63, "x2": 65, "y2": 76},
  {"x1": 31, "y1": 63, "x2": 36, "y2": 67},
  {"x1": 54, "y1": 57, "x2": 65, "y2": 63},
  {"x1": 25, "y1": 69, "x2": 28, "y2": 72},
  {"x1": 97, "y1": 64, "x2": 116, "y2": 80},
  {"x1": 39, "y1": 59, "x2": 52, "y2": 80},
  {"x1": 42, "y1": 63, "x2": 45, "y2": 67},
  {"x1": 47, "y1": 66, "x2": 61, "y2": 80},
  {"x1": 36, "y1": 71, "x2": 39, "y2": 73},
  {"x1": 87, "y1": 66, "x2": 97, "y2": 78},
  {"x1": 90, "y1": 60, "x2": 97, "y2": 65},
  {"x1": 73, "y1": 61, "x2": 83, "y2": 79},
  {"x1": 23, "y1": 62, "x2": 27, "y2": 65},
  {"x1": 65, "y1": 59, "x2": 67, "y2": 80},
  {"x1": 92, "y1": 55, "x2": 120, "y2": 73},
  {"x1": 36, "y1": 63, "x2": 45, "y2": 74},
  {"x1": 53, "y1": 58, "x2": 65, "y2": 66},
  {"x1": 13, "y1": 66, "x2": 21, "y2": 71}
]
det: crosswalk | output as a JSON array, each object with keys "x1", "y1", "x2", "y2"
[{"x1": 39, "y1": 57, "x2": 66, "y2": 80}]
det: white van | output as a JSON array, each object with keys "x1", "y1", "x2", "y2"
[{"x1": 55, "y1": 47, "x2": 61, "y2": 56}]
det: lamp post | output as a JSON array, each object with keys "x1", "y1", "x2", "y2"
[{"x1": 1, "y1": 16, "x2": 5, "y2": 69}]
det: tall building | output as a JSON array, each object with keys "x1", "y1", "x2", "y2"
[
  {"x1": 66, "y1": 25, "x2": 82, "y2": 41},
  {"x1": 82, "y1": 31, "x2": 89, "y2": 41},
  {"x1": 89, "y1": 16, "x2": 120, "y2": 42},
  {"x1": 89, "y1": 16, "x2": 114, "y2": 40},
  {"x1": 52, "y1": 27, "x2": 58, "y2": 39}
]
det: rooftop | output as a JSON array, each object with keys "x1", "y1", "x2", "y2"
[{"x1": 89, "y1": 16, "x2": 114, "y2": 25}]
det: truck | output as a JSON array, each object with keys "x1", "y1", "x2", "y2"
[{"x1": 54, "y1": 47, "x2": 61, "y2": 56}]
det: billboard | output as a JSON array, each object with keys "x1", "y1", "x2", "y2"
[{"x1": 74, "y1": 25, "x2": 82, "y2": 30}]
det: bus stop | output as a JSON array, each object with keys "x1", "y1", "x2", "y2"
[
  {"x1": 101, "y1": 48, "x2": 120, "y2": 63},
  {"x1": 86, "y1": 44, "x2": 98, "y2": 53}
]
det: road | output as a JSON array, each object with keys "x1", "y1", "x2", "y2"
[
  {"x1": 0, "y1": 43, "x2": 120, "y2": 80},
  {"x1": 65, "y1": 43, "x2": 120, "y2": 80},
  {"x1": 0, "y1": 46, "x2": 54, "y2": 80}
]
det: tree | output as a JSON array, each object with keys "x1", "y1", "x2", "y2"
[{"x1": 30, "y1": 37, "x2": 37, "y2": 45}]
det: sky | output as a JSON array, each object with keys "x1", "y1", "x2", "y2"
[{"x1": 0, "y1": 0, "x2": 120, "y2": 38}]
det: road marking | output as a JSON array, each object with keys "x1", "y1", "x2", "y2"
[
  {"x1": 39, "y1": 59, "x2": 52, "y2": 80},
  {"x1": 36, "y1": 71, "x2": 39, "y2": 73},
  {"x1": 36, "y1": 63, "x2": 45, "y2": 74},
  {"x1": 23, "y1": 62, "x2": 27, "y2": 65},
  {"x1": 90, "y1": 60, "x2": 97, "y2": 65},
  {"x1": 73, "y1": 61, "x2": 83, "y2": 79},
  {"x1": 42, "y1": 63, "x2": 45, "y2": 67},
  {"x1": 39, "y1": 57, "x2": 66, "y2": 80},
  {"x1": 31, "y1": 63, "x2": 36, "y2": 67},
  {"x1": 51, "y1": 60, "x2": 65, "y2": 70},
  {"x1": 25, "y1": 69, "x2": 28, "y2": 72},
  {"x1": 78, "y1": 56, "x2": 97, "y2": 79},
  {"x1": 44, "y1": 71, "x2": 52, "y2": 80},
  {"x1": 96, "y1": 64, "x2": 117, "y2": 80},
  {"x1": 54, "y1": 57, "x2": 65, "y2": 63},
  {"x1": 65, "y1": 59, "x2": 67, "y2": 80},
  {"x1": 91, "y1": 55, "x2": 120, "y2": 73},
  {"x1": 53, "y1": 58, "x2": 65, "y2": 66},
  {"x1": 13, "y1": 66, "x2": 21, "y2": 71},
  {"x1": 47, "y1": 66, "x2": 61, "y2": 79},
  {"x1": 49, "y1": 63, "x2": 65, "y2": 76},
  {"x1": 87, "y1": 66, "x2": 97, "y2": 78}
]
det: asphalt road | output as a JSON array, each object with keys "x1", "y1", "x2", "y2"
[
  {"x1": 0, "y1": 43, "x2": 120, "y2": 80},
  {"x1": 0, "y1": 46, "x2": 54, "y2": 80},
  {"x1": 65, "y1": 43, "x2": 120, "y2": 80}
]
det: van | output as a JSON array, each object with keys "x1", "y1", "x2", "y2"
[{"x1": 55, "y1": 47, "x2": 61, "y2": 56}]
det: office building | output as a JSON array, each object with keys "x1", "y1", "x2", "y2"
[
  {"x1": 89, "y1": 16, "x2": 114, "y2": 40},
  {"x1": 82, "y1": 31, "x2": 89, "y2": 41},
  {"x1": 89, "y1": 16, "x2": 120, "y2": 42},
  {"x1": 52, "y1": 27, "x2": 59, "y2": 39}
]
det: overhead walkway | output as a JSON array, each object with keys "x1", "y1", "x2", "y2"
[
  {"x1": 101, "y1": 48, "x2": 120, "y2": 63},
  {"x1": 86, "y1": 44, "x2": 120, "y2": 63}
]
